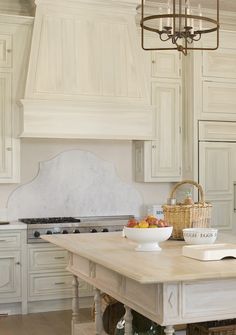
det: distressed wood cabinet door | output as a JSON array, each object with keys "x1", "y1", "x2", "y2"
[
  {"x1": 0, "y1": 16, "x2": 33, "y2": 183},
  {"x1": 0, "y1": 251, "x2": 21, "y2": 299},
  {"x1": 134, "y1": 81, "x2": 182, "y2": 182},
  {"x1": 151, "y1": 82, "x2": 181, "y2": 180},
  {"x1": 0, "y1": 72, "x2": 12, "y2": 179},
  {"x1": 199, "y1": 141, "x2": 236, "y2": 230}
]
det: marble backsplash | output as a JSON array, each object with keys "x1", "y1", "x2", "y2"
[{"x1": 7, "y1": 150, "x2": 142, "y2": 220}]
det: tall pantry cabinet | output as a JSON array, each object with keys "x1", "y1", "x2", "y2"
[
  {"x1": 185, "y1": 31, "x2": 236, "y2": 231},
  {"x1": 0, "y1": 15, "x2": 33, "y2": 183}
]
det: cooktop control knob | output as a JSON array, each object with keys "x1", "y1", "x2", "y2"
[
  {"x1": 34, "y1": 231, "x2": 40, "y2": 238},
  {"x1": 74, "y1": 229, "x2": 80, "y2": 234},
  {"x1": 90, "y1": 228, "x2": 97, "y2": 233},
  {"x1": 46, "y1": 230, "x2": 52, "y2": 235},
  {"x1": 102, "y1": 228, "x2": 109, "y2": 232},
  {"x1": 62, "y1": 230, "x2": 68, "y2": 234},
  {"x1": 53, "y1": 227, "x2": 61, "y2": 234}
]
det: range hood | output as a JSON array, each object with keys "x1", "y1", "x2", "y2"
[{"x1": 20, "y1": 0, "x2": 155, "y2": 139}]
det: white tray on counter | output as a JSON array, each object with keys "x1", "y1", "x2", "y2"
[{"x1": 182, "y1": 243, "x2": 236, "y2": 261}]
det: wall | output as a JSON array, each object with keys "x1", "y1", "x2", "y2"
[{"x1": 0, "y1": 139, "x2": 172, "y2": 220}]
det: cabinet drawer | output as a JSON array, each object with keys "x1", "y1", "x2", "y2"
[
  {"x1": 28, "y1": 272, "x2": 92, "y2": 300},
  {"x1": 0, "y1": 232, "x2": 21, "y2": 249},
  {"x1": 29, "y1": 247, "x2": 69, "y2": 271},
  {"x1": 199, "y1": 121, "x2": 236, "y2": 141},
  {"x1": 0, "y1": 34, "x2": 12, "y2": 67},
  {"x1": 182, "y1": 279, "x2": 236, "y2": 319}
]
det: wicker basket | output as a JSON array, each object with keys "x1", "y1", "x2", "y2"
[
  {"x1": 162, "y1": 180, "x2": 212, "y2": 240},
  {"x1": 187, "y1": 319, "x2": 236, "y2": 335}
]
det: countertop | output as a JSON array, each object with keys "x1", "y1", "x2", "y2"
[
  {"x1": 0, "y1": 221, "x2": 26, "y2": 230},
  {"x1": 42, "y1": 231, "x2": 236, "y2": 284}
]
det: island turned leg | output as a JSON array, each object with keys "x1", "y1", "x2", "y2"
[
  {"x1": 124, "y1": 305, "x2": 133, "y2": 335},
  {"x1": 164, "y1": 325, "x2": 175, "y2": 335},
  {"x1": 94, "y1": 288, "x2": 104, "y2": 335},
  {"x1": 71, "y1": 275, "x2": 79, "y2": 335}
]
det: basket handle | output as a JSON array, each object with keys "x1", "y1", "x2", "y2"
[{"x1": 169, "y1": 179, "x2": 205, "y2": 203}]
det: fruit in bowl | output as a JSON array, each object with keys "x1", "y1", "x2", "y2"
[
  {"x1": 124, "y1": 216, "x2": 172, "y2": 251},
  {"x1": 126, "y1": 216, "x2": 169, "y2": 229}
]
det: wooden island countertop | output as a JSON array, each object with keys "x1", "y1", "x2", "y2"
[
  {"x1": 42, "y1": 232, "x2": 236, "y2": 334},
  {"x1": 42, "y1": 231, "x2": 236, "y2": 284}
]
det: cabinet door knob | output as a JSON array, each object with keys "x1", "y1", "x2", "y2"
[
  {"x1": 7, "y1": 49, "x2": 12, "y2": 53},
  {"x1": 6, "y1": 147, "x2": 12, "y2": 151},
  {"x1": 16, "y1": 261, "x2": 21, "y2": 265},
  {"x1": 152, "y1": 60, "x2": 156, "y2": 64}
]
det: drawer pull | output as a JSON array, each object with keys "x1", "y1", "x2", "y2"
[
  {"x1": 54, "y1": 282, "x2": 66, "y2": 285},
  {"x1": 54, "y1": 256, "x2": 65, "y2": 259},
  {"x1": 0, "y1": 240, "x2": 7, "y2": 242}
]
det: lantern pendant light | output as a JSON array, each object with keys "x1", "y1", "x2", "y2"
[{"x1": 140, "y1": 0, "x2": 220, "y2": 55}]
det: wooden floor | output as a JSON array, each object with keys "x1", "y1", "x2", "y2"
[
  {"x1": 0, "y1": 309, "x2": 93, "y2": 335},
  {"x1": 0, "y1": 309, "x2": 186, "y2": 335}
]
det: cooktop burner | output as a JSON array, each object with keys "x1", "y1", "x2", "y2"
[{"x1": 19, "y1": 217, "x2": 81, "y2": 224}]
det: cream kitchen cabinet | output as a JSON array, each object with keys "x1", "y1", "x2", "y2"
[
  {"x1": 27, "y1": 244, "x2": 93, "y2": 312},
  {"x1": 198, "y1": 121, "x2": 236, "y2": 231},
  {"x1": 151, "y1": 50, "x2": 181, "y2": 79},
  {"x1": 202, "y1": 48, "x2": 236, "y2": 79},
  {"x1": 183, "y1": 30, "x2": 236, "y2": 185},
  {"x1": 0, "y1": 15, "x2": 33, "y2": 183},
  {"x1": 197, "y1": 31, "x2": 236, "y2": 121},
  {"x1": 134, "y1": 40, "x2": 182, "y2": 182},
  {"x1": 134, "y1": 82, "x2": 182, "y2": 182},
  {"x1": 0, "y1": 251, "x2": 21, "y2": 299},
  {"x1": 0, "y1": 230, "x2": 27, "y2": 314}
]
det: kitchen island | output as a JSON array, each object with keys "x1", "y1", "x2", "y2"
[{"x1": 42, "y1": 232, "x2": 236, "y2": 335}]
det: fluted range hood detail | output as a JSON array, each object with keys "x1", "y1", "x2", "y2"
[{"x1": 20, "y1": 0, "x2": 155, "y2": 139}]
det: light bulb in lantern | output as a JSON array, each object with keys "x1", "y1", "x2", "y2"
[
  {"x1": 167, "y1": 0, "x2": 171, "y2": 27},
  {"x1": 186, "y1": 0, "x2": 191, "y2": 27},
  {"x1": 191, "y1": 9, "x2": 194, "y2": 33},
  {"x1": 159, "y1": 7, "x2": 163, "y2": 31},
  {"x1": 198, "y1": 4, "x2": 203, "y2": 30}
]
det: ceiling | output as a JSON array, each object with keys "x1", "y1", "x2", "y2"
[{"x1": 151, "y1": 1, "x2": 236, "y2": 12}]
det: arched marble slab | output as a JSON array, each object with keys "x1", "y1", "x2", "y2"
[{"x1": 7, "y1": 150, "x2": 142, "y2": 220}]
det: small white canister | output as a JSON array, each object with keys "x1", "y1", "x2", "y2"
[{"x1": 147, "y1": 204, "x2": 164, "y2": 220}]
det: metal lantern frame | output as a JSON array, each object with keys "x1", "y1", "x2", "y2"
[{"x1": 140, "y1": 0, "x2": 220, "y2": 55}]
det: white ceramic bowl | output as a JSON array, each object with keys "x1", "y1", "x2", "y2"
[
  {"x1": 123, "y1": 226, "x2": 173, "y2": 251},
  {"x1": 183, "y1": 228, "x2": 218, "y2": 245}
]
